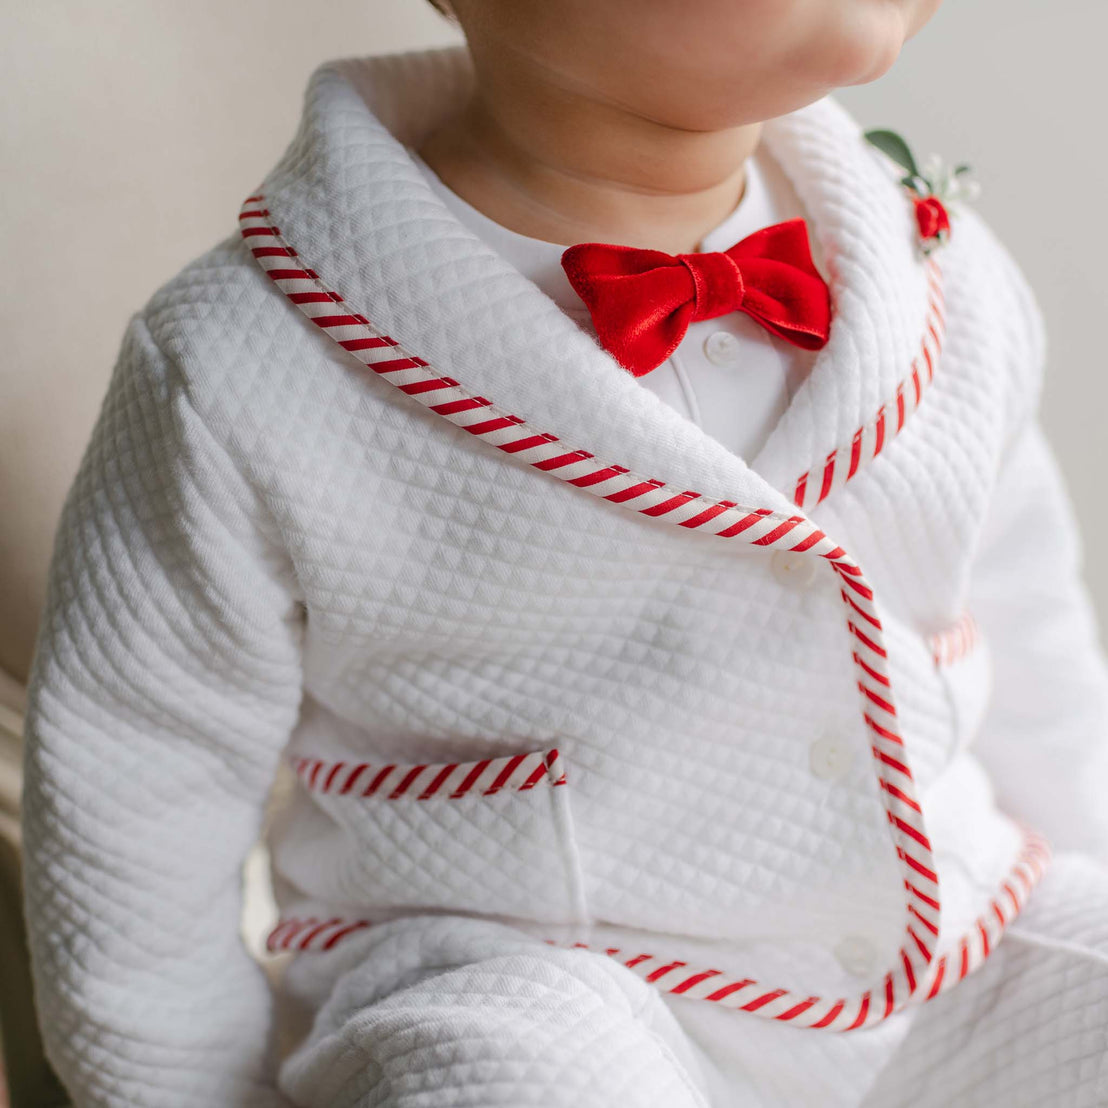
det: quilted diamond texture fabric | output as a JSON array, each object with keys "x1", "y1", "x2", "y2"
[
  {"x1": 22, "y1": 316, "x2": 305, "y2": 1106},
  {"x1": 20, "y1": 44, "x2": 1108, "y2": 1108},
  {"x1": 277, "y1": 750, "x2": 586, "y2": 923},
  {"x1": 278, "y1": 917, "x2": 714, "y2": 1108},
  {"x1": 861, "y1": 853, "x2": 1108, "y2": 1107}
]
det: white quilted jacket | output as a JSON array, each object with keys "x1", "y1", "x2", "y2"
[{"x1": 22, "y1": 45, "x2": 1108, "y2": 1108}]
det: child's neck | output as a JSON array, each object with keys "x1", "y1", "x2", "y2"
[{"x1": 416, "y1": 44, "x2": 763, "y2": 255}]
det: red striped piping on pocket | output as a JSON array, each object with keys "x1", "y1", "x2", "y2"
[
  {"x1": 240, "y1": 193, "x2": 1047, "y2": 1031},
  {"x1": 792, "y1": 259, "x2": 945, "y2": 510},
  {"x1": 290, "y1": 748, "x2": 566, "y2": 799}
]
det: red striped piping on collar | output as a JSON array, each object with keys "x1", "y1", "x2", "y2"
[
  {"x1": 240, "y1": 194, "x2": 1047, "y2": 1031},
  {"x1": 793, "y1": 258, "x2": 945, "y2": 510}
]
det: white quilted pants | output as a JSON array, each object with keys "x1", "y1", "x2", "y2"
[
  {"x1": 276, "y1": 917, "x2": 714, "y2": 1108},
  {"x1": 861, "y1": 851, "x2": 1108, "y2": 1108},
  {"x1": 277, "y1": 856, "x2": 1108, "y2": 1108}
]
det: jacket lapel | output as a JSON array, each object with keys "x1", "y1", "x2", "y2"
[
  {"x1": 260, "y1": 46, "x2": 929, "y2": 520},
  {"x1": 750, "y1": 100, "x2": 936, "y2": 500}
]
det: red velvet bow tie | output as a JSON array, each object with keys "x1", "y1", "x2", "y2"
[{"x1": 560, "y1": 219, "x2": 832, "y2": 377}]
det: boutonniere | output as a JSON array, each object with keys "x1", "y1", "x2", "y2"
[{"x1": 864, "y1": 129, "x2": 980, "y2": 255}]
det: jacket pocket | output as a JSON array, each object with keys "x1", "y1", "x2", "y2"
[{"x1": 290, "y1": 747, "x2": 589, "y2": 925}]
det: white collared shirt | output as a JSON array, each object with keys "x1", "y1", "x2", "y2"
[{"x1": 408, "y1": 146, "x2": 822, "y2": 462}]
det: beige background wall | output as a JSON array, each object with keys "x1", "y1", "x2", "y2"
[{"x1": 2, "y1": 0, "x2": 1105, "y2": 683}]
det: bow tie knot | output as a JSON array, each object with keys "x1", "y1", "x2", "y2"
[
  {"x1": 680, "y1": 249, "x2": 746, "y2": 322},
  {"x1": 561, "y1": 218, "x2": 832, "y2": 377}
]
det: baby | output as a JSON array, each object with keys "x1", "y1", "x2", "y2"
[{"x1": 21, "y1": 1, "x2": 1108, "y2": 1106}]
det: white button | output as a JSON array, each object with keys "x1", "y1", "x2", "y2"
[
  {"x1": 809, "y1": 734, "x2": 854, "y2": 781},
  {"x1": 834, "y1": 935, "x2": 878, "y2": 978},
  {"x1": 703, "y1": 330, "x2": 743, "y2": 367},
  {"x1": 771, "y1": 550, "x2": 817, "y2": 589}
]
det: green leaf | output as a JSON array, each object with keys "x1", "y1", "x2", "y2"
[
  {"x1": 864, "y1": 129, "x2": 919, "y2": 177},
  {"x1": 900, "y1": 173, "x2": 933, "y2": 197},
  {"x1": 954, "y1": 163, "x2": 972, "y2": 176}
]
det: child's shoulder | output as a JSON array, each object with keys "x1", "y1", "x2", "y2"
[
  {"x1": 938, "y1": 202, "x2": 1047, "y2": 442},
  {"x1": 938, "y1": 182, "x2": 1048, "y2": 427},
  {"x1": 817, "y1": 97, "x2": 1047, "y2": 414},
  {"x1": 123, "y1": 224, "x2": 344, "y2": 453},
  {"x1": 137, "y1": 230, "x2": 287, "y2": 386}
]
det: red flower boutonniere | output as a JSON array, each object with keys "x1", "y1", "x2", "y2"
[{"x1": 864, "y1": 129, "x2": 979, "y2": 256}]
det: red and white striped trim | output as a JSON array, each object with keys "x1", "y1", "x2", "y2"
[
  {"x1": 927, "y1": 612, "x2": 980, "y2": 668},
  {"x1": 263, "y1": 826, "x2": 1049, "y2": 1022},
  {"x1": 265, "y1": 915, "x2": 371, "y2": 954},
  {"x1": 923, "y1": 828, "x2": 1049, "y2": 1000},
  {"x1": 291, "y1": 748, "x2": 566, "y2": 799},
  {"x1": 792, "y1": 259, "x2": 945, "y2": 511},
  {"x1": 240, "y1": 193, "x2": 1045, "y2": 1030}
]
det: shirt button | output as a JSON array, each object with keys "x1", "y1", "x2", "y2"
[
  {"x1": 703, "y1": 330, "x2": 742, "y2": 367},
  {"x1": 809, "y1": 734, "x2": 854, "y2": 781},
  {"x1": 771, "y1": 550, "x2": 817, "y2": 589},
  {"x1": 834, "y1": 935, "x2": 878, "y2": 978}
]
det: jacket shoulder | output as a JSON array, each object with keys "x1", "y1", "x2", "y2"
[
  {"x1": 787, "y1": 99, "x2": 1045, "y2": 415},
  {"x1": 833, "y1": 105, "x2": 1048, "y2": 430},
  {"x1": 139, "y1": 230, "x2": 285, "y2": 386},
  {"x1": 820, "y1": 102, "x2": 1047, "y2": 437},
  {"x1": 943, "y1": 200, "x2": 1047, "y2": 431},
  {"x1": 127, "y1": 225, "x2": 335, "y2": 451}
]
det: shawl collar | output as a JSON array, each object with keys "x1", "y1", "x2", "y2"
[{"x1": 261, "y1": 46, "x2": 931, "y2": 517}]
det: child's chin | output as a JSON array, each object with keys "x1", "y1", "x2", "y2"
[
  {"x1": 819, "y1": 19, "x2": 912, "y2": 89},
  {"x1": 679, "y1": 27, "x2": 910, "y2": 126},
  {"x1": 636, "y1": 82, "x2": 827, "y2": 135}
]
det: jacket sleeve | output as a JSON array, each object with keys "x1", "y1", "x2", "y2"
[
  {"x1": 21, "y1": 314, "x2": 305, "y2": 1107},
  {"x1": 968, "y1": 412, "x2": 1108, "y2": 861}
]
